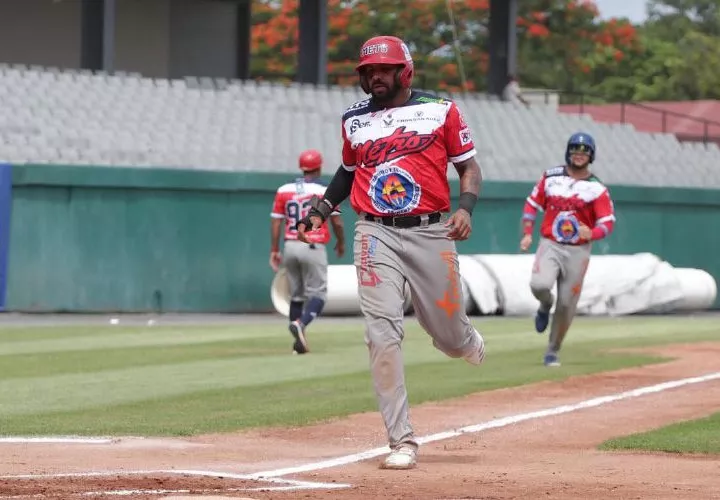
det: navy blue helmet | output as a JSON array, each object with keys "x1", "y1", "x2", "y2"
[{"x1": 565, "y1": 132, "x2": 595, "y2": 165}]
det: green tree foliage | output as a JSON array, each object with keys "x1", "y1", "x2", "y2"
[
  {"x1": 618, "y1": 0, "x2": 720, "y2": 101},
  {"x1": 249, "y1": 0, "x2": 720, "y2": 102},
  {"x1": 647, "y1": 0, "x2": 720, "y2": 37},
  {"x1": 515, "y1": 0, "x2": 641, "y2": 97}
]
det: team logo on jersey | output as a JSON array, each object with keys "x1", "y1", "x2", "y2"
[
  {"x1": 552, "y1": 212, "x2": 580, "y2": 243},
  {"x1": 356, "y1": 126, "x2": 436, "y2": 169},
  {"x1": 368, "y1": 165, "x2": 421, "y2": 214}
]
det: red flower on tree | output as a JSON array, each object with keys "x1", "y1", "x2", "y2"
[{"x1": 528, "y1": 23, "x2": 550, "y2": 38}]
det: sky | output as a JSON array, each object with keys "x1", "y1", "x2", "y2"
[{"x1": 594, "y1": 0, "x2": 650, "y2": 24}]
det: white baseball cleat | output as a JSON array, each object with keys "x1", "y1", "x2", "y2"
[
  {"x1": 380, "y1": 445, "x2": 417, "y2": 470},
  {"x1": 463, "y1": 329, "x2": 486, "y2": 366},
  {"x1": 289, "y1": 320, "x2": 309, "y2": 354}
]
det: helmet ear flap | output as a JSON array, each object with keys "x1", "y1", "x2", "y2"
[
  {"x1": 388, "y1": 65, "x2": 412, "y2": 89},
  {"x1": 393, "y1": 67, "x2": 402, "y2": 88},
  {"x1": 400, "y1": 66, "x2": 413, "y2": 88},
  {"x1": 395, "y1": 65, "x2": 412, "y2": 88}
]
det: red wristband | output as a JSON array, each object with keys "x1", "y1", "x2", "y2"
[
  {"x1": 522, "y1": 220, "x2": 534, "y2": 235},
  {"x1": 590, "y1": 226, "x2": 605, "y2": 240}
]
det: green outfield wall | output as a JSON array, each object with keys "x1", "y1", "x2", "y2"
[{"x1": 6, "y1": 164, "x2": 720, "y2": 312}]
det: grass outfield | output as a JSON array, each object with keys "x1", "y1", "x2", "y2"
[
  {"x1": 0, "y1": 315, "x2": 718, "y2": 436},
  {"x1": 600, "y1": 412, "x2": 720, "y2": 455}
]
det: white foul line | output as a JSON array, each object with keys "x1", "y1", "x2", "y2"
[
  {"x1": 249, "y1": 370, "x2": 720, "y2": 478},
  {"x1": 166, "y1": 469, "x2": 350, "y2": 489},
  {"x1": 2, "y1": 370, "x2": 718, "y2": 496},
  {"x1": 0, "y1": 436, "x2": 115, "y2": 444}
]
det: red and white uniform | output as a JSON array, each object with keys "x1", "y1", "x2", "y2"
[
  {"x1": 271, "y1": 178, "x2": 338, "y2": 245},
  {"x1": 340, "y1": 91, "x2": 476, "y2": 217},
  {"x1": 523, "y1": 166, "x2": 615, "y2": 244}
]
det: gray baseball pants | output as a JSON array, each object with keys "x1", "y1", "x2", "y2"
[
  {"x1": 283, "y1": 240, "x2": 328, "y2": 302},
  {"x1": 530, "y1": 238, "x2": 591, "y2": 354},
  {"x1": 353, "y1": 217, "x2": 485, "y2": 451}
]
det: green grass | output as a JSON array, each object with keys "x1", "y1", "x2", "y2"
[
  {"x1": 0, "y1": 315, "x2": 717, "y2": 436},
  {"x1": 599, "y1": 412, "x2": 720, "y2": 455}
]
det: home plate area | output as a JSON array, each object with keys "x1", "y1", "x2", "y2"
[
  {"x1": 0, "y1": 469, "x2": 351, "y2": 498},
  {"x1": 2, "y1": 343, "x2": 720, "y2": 499}
]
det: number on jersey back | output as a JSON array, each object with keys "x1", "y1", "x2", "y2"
[{"x1": 271, "y1": 178, "x2": 335, "y2": 244}]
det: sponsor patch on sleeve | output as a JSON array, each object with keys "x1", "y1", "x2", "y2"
[{"x1": 459, "y1": 127, "x2": 472, "y2": 146}]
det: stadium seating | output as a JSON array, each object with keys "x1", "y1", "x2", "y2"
[{"x1": 0, "y1": 63, "x2": 718, "y2": 188}]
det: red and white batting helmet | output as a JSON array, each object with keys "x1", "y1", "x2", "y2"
[
  {"x1": 298, "y1": 149, "x2": 322, "y2": 172},
  {"x1": 355, "y1": 35, "x2": 414, "y2": 94}
]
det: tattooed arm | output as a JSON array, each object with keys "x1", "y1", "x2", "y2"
[
  {"x1": 454, "y1": 156, "x2": 482, "y2": 213},
  {"x1": 446, "y1": 157, "x2": 482, "y2": 241}
]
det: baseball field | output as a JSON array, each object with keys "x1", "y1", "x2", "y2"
[{"x1": 1, "y1": 313, "x2": 718, "y2": 499}]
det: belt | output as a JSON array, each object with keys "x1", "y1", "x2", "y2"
[{"x1": 364, "y1": 212, "x2": 442, "y2": 228}]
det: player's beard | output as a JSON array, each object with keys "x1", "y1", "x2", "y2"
[{"x1": 369, "y1": 81, "x2": 400, "y2": 106}]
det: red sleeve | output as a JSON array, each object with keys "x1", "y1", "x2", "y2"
[
  {"x1": 271, "y1": 191, "x2": 286, "y2": 218},
  {"x1": 521, "y1": 176, "x2": 546, "y2": 235},
  {"x1": 527, "y1": 176, "x2": 546, "y2": 209},
  {"x1": 590, "y1": 189, "x2": 616, "y2": 240},
  {"x1": 444, "y1": 102, "x2": 476, "y2": 162},
  {"x1": 341, "y1": 120, "x2": 356, "y2": 171}
]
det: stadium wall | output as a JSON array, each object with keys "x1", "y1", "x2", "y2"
[{"x1": 4, "y1": 165, "x2": 720, "y2": 313}]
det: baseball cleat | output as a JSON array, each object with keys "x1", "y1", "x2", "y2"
[
  {"x1": 544, "y1": 352, "x2": 561, "y2": 367},
  {"x1": 380, "y1": 445, "x2": 417, "y2": 470},
  {"x1": 535, "y1": 309, "x2": 550, "y2": 334},
  {"x1": 289, "y1": 320, "x2": 309, "y2": 354}
]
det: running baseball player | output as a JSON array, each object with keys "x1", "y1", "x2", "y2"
[
  {"x1": 520, "y1": 133, "x2": 616, "y2": 367},
  {"x1": 295, "y1": 35, "x2": 486, "y2": 471},
  {"x1": 270, "y1": 149, "x2": 345, "y2": 354}
]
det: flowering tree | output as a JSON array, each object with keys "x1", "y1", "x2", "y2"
[
  {"x1": 250, "y1": 0, "x2": 640, "y2": 96},
  {"x1": 516, "y1": 0, "x2": 641, "y2": 95}
]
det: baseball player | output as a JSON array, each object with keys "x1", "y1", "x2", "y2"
[
  {"x1": 270, "y1": 149, "x2": 345, "y2": 355},
  {"x1": 520, "y1": 132, "x2": 616, "y2": 367},
  {"x1": 295, "y1": 35, "x2": 486, "y2": 471}
]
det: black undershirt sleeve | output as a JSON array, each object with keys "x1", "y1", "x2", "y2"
[{"x1": 323, "y1": 166, "x2": 355, "y2": 209}]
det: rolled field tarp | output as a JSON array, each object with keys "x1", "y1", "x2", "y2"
[
  {"x1": 469, "y1": 253, "x2": 716, "y2": 316},
  {"x1": 673, "y1": 268, "x2": 718, "y2": 310},
  {"x1": 270, "y1": 254, "x2": 718, "y2": 317},
  {"x1": 457, "y1": 255, "x2": 500, "y2": 315},
  {"x1": 270, "y1": 265, "x2": 413, "y2": 317},
  {"x1": 577, "y1": 253, "x2": 670, "y2": 316},
  {"x1": 471, "y1": 254, "x2": 539, "y2": 316},
  {"x1": 643, "y1": 267, "x2": 718, "y2": 314}
]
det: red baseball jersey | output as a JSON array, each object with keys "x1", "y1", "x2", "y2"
[
  {"x1": 523, "y1": 166, "x2": 616, "y2": 244},
  {"x1": 271, "y1": 178, "x2": 339, "y2": 245},
  {"x1": 340, "y1": 91, "x2": 476, "y2": 217}
]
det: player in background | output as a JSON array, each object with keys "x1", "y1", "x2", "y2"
[
  {"x1": 270, "y1": 149, "x2": 345, "y2": 355},
  {"x1": 295, "y1": 35, "x2": 486, "y2": 471},
  {"x1": 520, "y1": 133, "x2": 616, "y2": 367}
]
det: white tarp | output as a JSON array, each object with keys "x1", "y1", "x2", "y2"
[
  {"x1": 270, "y1": 253, "x2": 717, "y2": 317},
  {"x1": 271, "y1": 265, "x2": 413, "y2": 317}
]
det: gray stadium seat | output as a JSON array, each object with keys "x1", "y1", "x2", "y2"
[{"x1": 0, "y1": 65, "x2": 718, "y2": 187}]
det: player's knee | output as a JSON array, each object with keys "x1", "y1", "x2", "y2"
[
  {"x1": 308, "y1": 291, "x2": 327, "y2": 302},
  {"x1": 529, "y1": 280, "x2": 552, "y2": 298},
  {"x1": 363, "y1": 317, "x2": 402, "y2": 350},
  {"x1": 432, "y1": 325, "x2": 475, "y2": 358}
]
